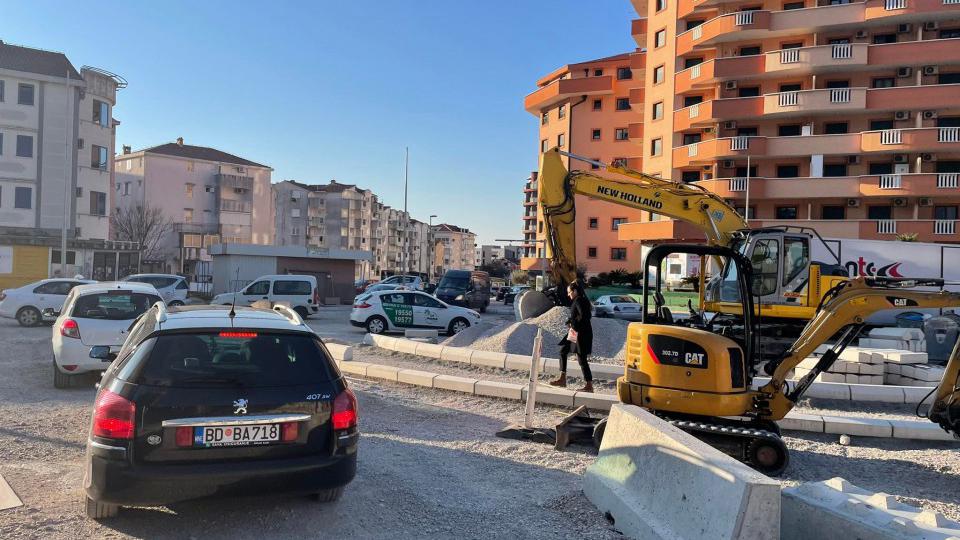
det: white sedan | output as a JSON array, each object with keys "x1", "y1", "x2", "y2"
[
  {"x1": 350, "y1": 290, "x2": 480, "y2": 335},
  {"x1": 0, "y1": 278, "x2": 96, "y2": 326},
  {"x1": 593, "y1": 295, "x2": 643, "y2": 320}
]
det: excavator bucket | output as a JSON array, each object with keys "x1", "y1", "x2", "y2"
[{"x1": 515, "y1": 289, "x2": 554, "y2": 321}]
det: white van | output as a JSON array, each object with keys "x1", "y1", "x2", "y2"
[{"x1": 211, "y1": 274, "x2": 320, "y2": 318}]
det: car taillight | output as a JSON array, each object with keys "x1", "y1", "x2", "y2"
[
  {"x1": 313, "y1": 287, "x2": 320, "y2": 305},
  {"x1": 60, "y1": 318, "x2": 81, "y2": 339},
  {"x1": 0, "y1": 291, "x2": 5, "y2": 301},
  {"x1": 175, "y1": 426, "x2": 193, "y2": 447},
  {"x1": 281, "y1": 422, "x2": 299, "y2": 442},
  {"x1": 92, "y1": 390, "x2": 136, "y2": 440},
  {"x1": 353, "y1": 302, "x2": 371, "y2": 309},
  {"x1": 332, "y1": 388, "x2": 357, "y2": 430},
  {"x1": 62, "y1": 365, "x2": 78, "y2": 372}
]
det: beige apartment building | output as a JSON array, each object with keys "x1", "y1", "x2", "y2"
[
  {"x1": 432, "y1": 223, "x2": 477, "y2": 274},
  {"x1": 114, "y1": 139, "x2": 273, "y2": 277}
]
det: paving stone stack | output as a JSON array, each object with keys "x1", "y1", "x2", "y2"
[
  {"x1": 794, "y1": 346, "x2": 885, "y2": 384},
  {"x1": 858, "y1": 327, "x2": 926, "y2": 353}
]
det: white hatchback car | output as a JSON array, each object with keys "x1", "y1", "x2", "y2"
[
  {"x1": 0, "y1": 278, "x2": 96, "y2": 326},
  {"x1": 593, "y1": 294, "x2": 643, "y2": 321},
  {"x1": 121, "y1": 274, "x2": 189, "y2": 306},
  {"x1": 50, "y1": 282, "x2": 162, "y2": 388},
  {"x1": 350, "y1": 290, "x2": 480, "y2": 335}
]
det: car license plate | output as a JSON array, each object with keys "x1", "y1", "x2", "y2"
[{"x1": 194, "y1": 424, "x2": 280, "y2": 447}]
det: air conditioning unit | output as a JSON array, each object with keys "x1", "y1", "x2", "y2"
[
  {"x1": 722, "y1": 160, "x2": 735, "y2": 168},
  {"x1": 919, "y1": 197, "x2": 934, "y2": 207},
  {"x1": 847, "y1": 198, "x2": 861, "y2": 208},
  {"x1": 922, "y1": 153, "x2": 936, "y2": 162},
  {"x1": 893, "y1": 197, "x2": 909, "y2": 207},
  {"x1": 724, "y1": 80, "x2": 738, "y2": 90},
  {"x1": 898, "y1": 23, "x2": 912, "y2": 33},
  {"x1": 897, "y1": 67, "x2": 913, "y2": 78},
  {"x1": 724, "y1": 120, "x2": 737, "y2": 130},
  {"x1": 895, "y1": 110, "x2": 911, "y2": 121},
  {"x1": 925, "y1": 21, "x2": 939, "y2": 31},
  {"x1": 703, "y1": 165, "x2": 713, "y2": 170},
  {"x1": 848, "y1": 155, "x2": 861, "y2": 164},
  {"x1": 703, "y1": 126, "x2": 715, "y2": 134},
  {"x1": 923, "y1": 65, "x2": 939, "y2": 76},
  {"x1": 855, "y1": 30, "x2": 868, "y2": 39},
  {"x1": 894, "y1": 154, "x2": 909, "y2": 163},
  {"x1": 923, "y1": 110, "x2": 938, "y2": 119}
]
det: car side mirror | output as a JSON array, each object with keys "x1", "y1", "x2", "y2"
[
  {"x1": 89, "y1": 346, "x2": 117, "y2": 361},
  {"x1": 42, "y1": 308, "x2": 59, "y2": 318}
]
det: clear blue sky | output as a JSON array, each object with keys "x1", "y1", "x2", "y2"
[{"x1": 5, "y1": 0, "x2": 638, "y2": 246}]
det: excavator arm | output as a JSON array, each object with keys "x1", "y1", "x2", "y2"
[
  {"x1": 760, "y1": 277, "x2": 960, "y2": 436},
  {"x1": 538, "y1": 148, "x2": 747, "y2": 290}
]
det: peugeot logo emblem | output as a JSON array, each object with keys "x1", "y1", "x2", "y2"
[{"x1": 233, "y1": 399, "x2": 248, "y2": 415}]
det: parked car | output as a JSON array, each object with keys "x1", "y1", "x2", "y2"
[
  {"x1": 121, "y1": 273, "x2": 190, "y2": 306},
  {"x1": 503, "y1": 285, "x2": 530, "y2": 305},
  {"x1": 82, "y1": 302, "x2": 358, "y2": 519},
  {"x1": 350, "y1": 290, "x2": 480, "y2": 335},
  {"x1": 0, "y1": 278, "x2": 95, "y2": 327},
  {"x1": 50, "y1": 282, "x2": 162, "y2": 388},
  {"x1": 352, "y1": 283, "x2": 404, "y2": 304},
  {"x1": 434, "y1": 270, "x2": 491, "y2": 312},
  {"x1": 593, "y1": 294, "x2": 643, "y2": 320},
  {"x1": 495, "y1": 285, "x2": 512, "y2": 302},
  {"x1": 376, "y1": 275, "x2": 423, "y2": 291},
  {"x1": 211, "y1": 275, "x2": 320, "y2": 319},
  {"x1": 354, "y1": 279, "x2": 378, "y2": 294}
]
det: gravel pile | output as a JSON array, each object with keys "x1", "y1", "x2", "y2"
[{"x1": 443, "y1": 307, "x2": 630, "y2": 364}]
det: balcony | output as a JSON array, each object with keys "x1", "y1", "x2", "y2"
[
  {"x1": 867, "y1": 84, "x2": 960, "y2": 112},
  {"x1": 695, "y1": 173, "x2": 960, "y2": 200},
  {"x1": 631, "y1": 18, "x2": 647, "y2": 46},
  {"x1": 861, "y1": 127, "x2": 960, "y2": 153},
  {"x1": 629, "y1": 87, "x2": 645, "y2": 113},
  {"x1": 673, "y1": 136, "x2": 768, "y2": 167},
  {"x1": 217, "y1": 174, "x2": 253, "y2": 190},
  {"x1": 673, "y1": 97, "x2": 763, "y2": 131},
  {"x1": 628, "y1": 122, "x2": 644, "y2": 142},
  {"x1": 524, "y1": 76, "x2": 613, "y2": 113},
  {"x1": 675, "y1": 56, "x2": 763, "y2": 93},
  {"x1": 219, "y1": 199, "x2": 252, "y2": 213},
  {"x1": 763, "y1": 87, "x2": 867, "y2": 117}
]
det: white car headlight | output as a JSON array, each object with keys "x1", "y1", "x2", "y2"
[{"x1": 455, "y1": 294, "x2": 465, "y2": 301}]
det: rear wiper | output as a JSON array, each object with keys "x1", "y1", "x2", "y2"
[{"x1": 175, "y1": 376, "x2": 246, "y2": 386}]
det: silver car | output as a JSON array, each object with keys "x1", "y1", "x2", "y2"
[
  {"x1": 593, "y1": 295, "x2": 643, "y2": 320},
  {"x1": 121, "y1": 274, "x2": 189, "y2": 306}
]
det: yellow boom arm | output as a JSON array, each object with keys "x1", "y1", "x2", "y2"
[{"x1": 538, "y1": 148, "x2": 747, "y2": 288}]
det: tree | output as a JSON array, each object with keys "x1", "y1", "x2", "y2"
[
  {"x1": 479, "y1": 263, "x2": 509, "y2": 279},
  {"x1": 510, "y1": 270, "x2": 530, "y2": 285},
  {"x1": 111, "y1": 204, "x2": 173, "y2": 262}
]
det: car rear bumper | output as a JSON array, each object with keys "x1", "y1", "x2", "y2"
[
  {"x1": 85, "y1": 440, "x2": 358, "y2": 506},
  {"x1": 349, "y1": 319, "x2": 365, "y2": 328}
]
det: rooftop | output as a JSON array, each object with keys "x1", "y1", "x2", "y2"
[
  {"x1": 286, "y1": 179, "x2": 367, "y2": 194},
  {"x1": 125, "y1": 139, "x2": 270, "y2": 169},
  {"x1": 0, "y1": 40, "x2": 82, "y2": 80},
  {"x1": 536, "y1": 51, "x2": 634, "y2": 87},
  {"x1": 434, "y1": 223, "x2": 473, "y2": 234}
]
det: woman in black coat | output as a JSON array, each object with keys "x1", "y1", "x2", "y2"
[{"x1": 549, "y1": 281, "x2": 594, "y2": 393}]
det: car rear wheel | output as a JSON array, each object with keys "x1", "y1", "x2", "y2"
[
  {"x1": 168, "y1": 300, "x2": 184, "y2": 307},
  {"x1": 448, "y1": 317, "x2": 469, "y2": 335},
  {"x1": 366, "y1": 316, "x2": 387, "y2": 334},
  {"x1": 53, "y1": 360, "x2": 72, "y2": 389},
  {"x1": 479, "y1": 302, "x2": 488, "y2": 313},
  {"x1": 16, "y1": 306, "x2": 41, "y2": 327},
  {"x1": 294, "y1": 306, "x2": 310, "y2": 319},
  {"x1": 85, "y1": 496, "x2": 119, "y2": 519},
  {"x1": 310, "y1": 486, "x2": 344, "y2": 503}
]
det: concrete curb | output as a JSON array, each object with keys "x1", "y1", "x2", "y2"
[
  {"x1": 337, "y1": 358, "x2": 957, "y2": 442},
  {"x1": 324, "y1": 343, "x2": 353, "y2": 362},
  {"x1": 368, "y1": 336, "x2": 935, "y2": 405}
]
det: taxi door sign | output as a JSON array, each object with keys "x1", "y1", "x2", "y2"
[{"x1": 382, "y1": 302, "x2": 414, "y2": 326}]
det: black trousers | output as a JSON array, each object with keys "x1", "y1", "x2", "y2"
[{"x1": 559, "y1": 341, "x2": 592, "y2": 382}]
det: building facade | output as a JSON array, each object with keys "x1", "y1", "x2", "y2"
[
  {"x1": 432, "y1": 223, "x2": 477, "y2": 274},
  {"x1": 521, "y1": 51, "x2": 648, "y2": 276},
  {"x1": 114, "y1": 139, "x2": 274, "y2": 277},
  {"x1": 625, "y1": 0, "x2": 960, "y2": 252}
]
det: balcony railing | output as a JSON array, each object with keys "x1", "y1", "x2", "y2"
[
  {"x1": 939, "y1": 173, "x2": 960, "y2": 188},
  {"x1": 935, "y1": 220, "x2": 957, "y2": 235},
  {"x1": 939, "y1": 127, "x2": 960, "y2": 143},
  {"x1": 880, "y1": 129, "x2": 902, "y2": 145},
  {"x1": 947, "y1": 0, "x2": 960, "y2": 4},
  {"x1": 691, "y1": 64, "x2": 701, "y2": 79},
  {"x1": 879, "y1": 174, "x2": 902, "y2": 189},
  {"x1": 779, "y1": 91, "x2": 799, "y2": 107},
  {"x1": 831, "y1": 43, "x2": 852, "y2": 59},
  {"x1": 219, "y1": 199, "x2": 252, "y2": 213},
  {"x1": 689, "y1": 103, "x2": 700, "y2": 118},
  {"x1": 217, "y1": 174, "x2": 254, "y2": 190},
  {"x1": 780, "y1": 49, "x2": 800, "y2": 64},
  {"x1": 730, "y1": 136, "x2": 750, "y2": 151},
  {"x1": 729, "y1": 177, "x2": 748, "y2": 192},
  {"x1": 734, "y1": 11, "x2": 754, "y2": 25},
  {"x1": 829, "y1": 88, "x2": 851, "y2": 103},
  {"x1": 884, "y1": 0, "x2": 907, "y2": 9},
  {"x1": 688, "y1": 143, "x2": 699, "y2": 157},
  {"x1": 877, "y1": 219, "x2": 897, "y2": 234},
  {"x1": 692, "y1": 25, "x2": 703, "y2": 40}
]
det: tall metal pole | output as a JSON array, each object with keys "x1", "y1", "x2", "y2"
[
  {"x1": 745, "y1": 154, "x2": 751, "y2": 223},
  {"x1": 403, "y1": 147, "x2": 409, "y2": 275},
  {"x1": 61, "y1": 69, "x2": 71, "y2": 278}
]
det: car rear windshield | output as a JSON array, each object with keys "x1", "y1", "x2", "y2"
[
  {"x1": 129, "y1": 276, "x2": 179, "y2": 288},
  {"x1": 609, "y1": 296, "x2": 637, "y2": 303},
  {"x1": 72, "y1": 292, "x2": 162, "y2": 320},
  {"x1": 130, "y1": 332, "x2": 336, "y2": 387}
]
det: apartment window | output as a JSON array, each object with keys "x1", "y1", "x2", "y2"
[
  {"x1": 822, "y1": 205, "x2": 846, "y2": 220},
  {"x1": 777, "y1": 165, "x2": 800, "y2": 178},
  {"x1": 14, "y1": 186, "x2": 31, "y2": 209},
  {"x1": 612, "y1": 217, "x2": 628, "y2": 231},
  {"x1": 936, "y1": 206, "x2": 959, "y2": 220},
  {"x1": 870, "y1": 119, "x2": 895, "y2": 130},
  {"x1": 653, "y1": 65, "x2": 665, "y2": 84},
  {"x1": 872, "y1": 77, "x2": 895, "y2": 89},
  {"x1": 51, "y1": 250, "x2": 77, "y2": 265},
  {"x1": 541, "y1": 112, "x2": 548, "y2": 125},
  {"x1": 739, "y1": 45, "x2": 762, "y2": 56},
  {"x1": 775, "y1": 206, "x2": 798, "y2": 220},
  {"x1": 17, "y1": 84, "x2": 34, "y2": 106},
  {"x1": 686, "y1": 19, "x2": 704, "y2": 30},
  {"x1": 291, "y1": 208, "x2": 301, "y2": 218},
  {"x1": 617, "y1": 67, "x2": 633, "y2": 80},
  {"x1": 184, "y1": 208, "x2": 194, "y2": 223},
  {"x1": 611, "y1": 248, "x2": 627, "y2": 261},
  {"x1": 656, "y1": 0, "x2": 666, "y2": 11},
  {"x1": 682, "y1": 133, "x2": 702, "y2": 145},
  {"x1": 123, "y1": 182, "x2": 130, "y2": 195},
  {"x1": 824, "y1": 122, "x2": 848, "y2": 134},
  {"x1": 291, "y1": 227, "x2": 301, "y2": 236},
  {"x1": 89, "y1": 191, "x2": 106, "y2": 216},
  {"x1": 941, "y1": 29, "x2": 960, "y2": 39},
  {"x1": 783, "y1": 1, "x2": 804, "y2": 8},
  {"x1": 779, "y1": 83, "x2": 802, "y2": 92},
  {"x1": 91, "y1": 145, "x2": 108, "y2": 169},
  {"x1": 828, "y1": 37, "x2": 851, "y2": 44},
  {"x1": 826, "y1": 80, "x2": 850, "y2": 88},
  {"x1": 205, "y1": 185, "x2": 215, "y2": 193},
  {"x1": 591, "y1": 129, "x2": 602, "y2": 140},
  {"x1": 873, "y1": 33, "x2": 897, "y2": 44},
  {"x1": 823, "y1": 163, "x2": 849, "y2": 177},
  {"x1": 93, "y1": 100, "x2": 109, "y2": 127},
  {"x1": 0, "y1": 80, "x2": 4, "y2": 102},
  {"x1": 15, "y1": 135, "x2": 32, "y2": 158},
  {"x1": 587, "y1": 247, "x2": 597, "y2": 258},
  {"x1": 737, "y1": 127, "x2": 759, "y2": 137},
  {"x1": 684, "y1": 95, "x2": 704, "y2": 107},
  {"x1": 594, "y1": 69, "x2": 603, "y2": 76},
  {"x1": 655, "y1": 29, "x2": 667, "y2": 48},
  {"x1": 782, "y1": 42, "x2": 803, "y2": 50},
  {"x1": 938, "y1": 73, "x2": 960, "y2": 85},
  {"x1": 736, "y1": 206, "x2": 756, "y2": 219},
  {"x1": 615, "y1": 128, "x2": 629, "y2": 141},
  {"x1": 0, "y1": 133, "x2": 3, "y2": 155},
  {"x1": 557, "y1": 133, "x2": 566, "y2": 147},
  {"x1": 558, "y1": 105, "x2": 566, "y2": 119},
  {"x1": 681, "y1": 170, "x2": 701, "y2": 183},
  {"x1": 616, "y1": 97, "x2": 630, "y2": 111},
  {"x1": 684, "y1": 57, "x2": 703, "y2": 69},
  {"x1": 185, "y1": 183, "x2": 194, "y2": 198},
  {"x1": 540, "y1": 139, "x2": 548, "y2": 153},
  {"x1": 652, "y1": 101, "x2": 664, "y2": 120},
  {"x1": 588, "y1": 217, "x2": 599, "y2": 229},
  {"x1": 650, "y1": 138, "x2": 662, "y2": 156},
  {"x1": 868, "y1": 206, "x2": 892, "y2": 220},
  {"x1": 591, "y1": 158, "x2": 601, "y2": 170},
  {"x1": 592, "y1": 98, "x2": 602, "y2": 111},
  {"x1": 778, "y1": 124, "x2": 802, "y2": 136},
  {"x1": 738, "y1": 86, "x2": 760, "y2": 97}
]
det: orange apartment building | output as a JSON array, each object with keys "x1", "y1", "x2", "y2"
[
  {"x1": 520, "y1": 52, "x2": 648, "y2": 275},
  {"x1": 621, "y1": 0, "x2": 960, "y2": 262}
]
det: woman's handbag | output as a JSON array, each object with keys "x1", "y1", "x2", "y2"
[{"x1": 566, "y1": 328, "x2": 578, "y2": 343}]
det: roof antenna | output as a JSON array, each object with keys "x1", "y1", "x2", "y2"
[{"x1": 229, "y1": 267, "x2": 239, "y2": 319}]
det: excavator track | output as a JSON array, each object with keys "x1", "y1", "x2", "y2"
[{"x1": 667, "y1": 417, "x2": 789, "y2": 477}]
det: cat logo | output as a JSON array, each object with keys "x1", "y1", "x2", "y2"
[
  {"x1": 684, "y1": 352, "x2": 705, "y2": 366},
  {"x1": 892, "y1": 298, "x2": 908, "y2": 307}
]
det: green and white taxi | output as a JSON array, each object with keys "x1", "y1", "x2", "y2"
[{"x1": 350, "y1": 290, "x2": 481, "y2": 335}]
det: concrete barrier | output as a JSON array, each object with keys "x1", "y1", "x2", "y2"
[
  {"x1": 324, "y1": 343, "x2": 353, "y2": 362},
  {"x1": 584, "y1": 404, "x2": 780, "y2": 540},
  {"x1": 404, "y1": 328, "x2": 439, "y2": 340},
  {"x1": 782, "y1": 477, "x2": 960, "y2": 540}
]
